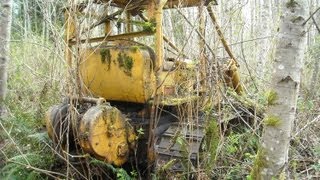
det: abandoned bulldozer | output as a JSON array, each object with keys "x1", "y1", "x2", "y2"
[{"x1": 45, "y1": 0, "x2": 244, "y2": 178}]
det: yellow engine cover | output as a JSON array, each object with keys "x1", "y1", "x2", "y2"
[
  {"x1": 80, "y1": 41, "x2": 156, "y2": 103},
  {"x1": 78, "y1": 104, "x2": 136, "y2": 166}
]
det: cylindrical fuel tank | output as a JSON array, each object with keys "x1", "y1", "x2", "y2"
[{"x1": 80, "y1": 41, "x2": 156, "y2": 103}]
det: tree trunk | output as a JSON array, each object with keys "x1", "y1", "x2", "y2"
[
  {"x1": 309, "y1": 0, "x2": 320, "y2": 96},
  {"x1": 257, "y1": 0, "x2": 272, "y2": 78},
  {"x1": 0, "y1": 0, "x2": 12, "y2": 116},
  {"x1": 251, "y1": 0, "x2": 307, "y2": 179}
]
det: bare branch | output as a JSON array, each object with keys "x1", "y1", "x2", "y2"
[{"x1": 302, "y1": 6, "x2": 320, "y2": 26}]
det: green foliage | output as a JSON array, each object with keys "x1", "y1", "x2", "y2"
[
  {"x1": 264, "y1": 90, "x2": 278, "y2": 106},
  {"x1": 226, "y1": 89, "x2": 265, "y2": 114},
  {"x1": 0, "y1": 137, "x2": 55, "y2": 180},
  {"x1": 289, "y1": 159, "x2": 298, "y2": 175},
  {"x1": 137, "y1": 127, "x2": 144, "y2": 135},
  {"x1": 127, "y1": 19, "x2": 156, "y2": 33},
  {"x1": 211, "y1": 126, "x2": 259, "y2": 179},
  {"x1": 225, "y1": 164, "x2": 247, "y2": 180},
  {"x1": 0, "y1": 39, "x2": 61, "y2": 133},
  {"x1": 263, "y1": 115, "x2": 282, "y2": 127},
  {"x1": 7, "y1": 39, "x2": 62, "y2": 121},
  {"x1": 203, "y1": 118, "x2": 219, "y2": 171},
  {"x1": 309, "y1": 36, "x2": 320, "y2": 57},
  {"x1": 0, "y1": 36, "x2": 62, "y2": 178},
  {"x1": 313, "y1": 145, "x2": 320, "y2": 157},
  {"x1": 136, "y1": 127, "x2": 145, "y2": 139},
  {"x1": 175, "y1": 135, "x2": 190, "y2": 170},
  {"x1": 130, "y1": 170, "x2": 138, "y2": 178},
  {"x1": 141, "y1": 19, "x2": 156, "y2": 33},
  {"x1": 297, "y1": 97, "x2": 314, "y2": 113},
  {"x1": 225, "y1": 133, "x2": 241, "y2": 154},
  {"x1": 160, "y1": 159, "x2": 177, "y2": 172},
  {"x1": 90, "y1": 158, "x2": 131, "y2": 180},
  {"x1": 0, "y1": 152, "x2": 53, "y2": 180},
  {"x1": 250, "y1": 149, "x2": 267, "y2": 179},
  {"x1": 312, "y1": 145, "x2": 320, "y2": 172},
  {"x1": 312, "y1": 163, "x2": 320, "y2": 172},
  {"x1": 11, "y1": 0, "x2": 64, "y2": 38}
]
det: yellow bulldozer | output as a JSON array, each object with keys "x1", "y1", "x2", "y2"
[{"x1": 45, "y1": 0, "x2": 243, "y2": 178}]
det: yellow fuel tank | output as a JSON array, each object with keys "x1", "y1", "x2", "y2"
[{"x1": 80, "y1": 41, "x2": 156, "y2": 103}]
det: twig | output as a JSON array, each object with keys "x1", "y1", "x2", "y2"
[
  {"x1": 74, "y1": 9, "x2": 123, "y2": 40},
  {"x1": 302, "y1": 7, "x2": 320, "y2": 26},
  {"x1": 293, "y1": 115, "x2": 320, "y2": 138},
  {"x1": 311, "y1": 16, "x2": 320, "y2": 34},
  {"x1": 207, "y1": 5, "x2": 238, "y2": 66},
  {"x1": 216, "y1": 35, "x2": 274, "y2": 49},
  {"x1": 42, "y1": 141, "x2": 89, "y2": 179},
  {"x1": 240, "y1": 24, "x2": 258, "y2": 92},
  {"x1": 0, "y1": 121, "x2": 30, "y2": 165},
  {"x1": 8, "y1": 160, "x2": 68, "y2": 179},
  {"x1": 176, "y1": 8, "x2": 216, "y2": 57},
  {"x1": 138, "y1": 13, "x2": 188, "y2": 57}
]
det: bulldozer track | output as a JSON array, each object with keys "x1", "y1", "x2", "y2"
[{"x1": 155, "y1": 122, "x2": 205, "y2": 173}]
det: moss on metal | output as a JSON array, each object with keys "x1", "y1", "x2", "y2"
[
  {"x1": 117, "y1": 52, "x2": 134, "y2": 76},
  {"x1": 100, "y1": 49, "x2": 111, "y2": 70},
  {"x1": 125, "y1": 19, "x2": 156, "y2": 33},
  {"x1": 129, "y1": 46, "x2": 140, "y2": 53}
]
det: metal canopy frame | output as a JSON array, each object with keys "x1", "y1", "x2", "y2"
[{"x1": 106, "y1": 0, "x2": 217, "y2": 9}]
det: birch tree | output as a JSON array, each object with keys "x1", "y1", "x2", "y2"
[
  {"x1": 257, "y1": 0, "x2": 272, "y2": 78},
  {"x1": 251, "y1": 0, "x2": 308, "y2": 179},
  {"x1": 0, "y1": 0, "x2": 12, "y2": 115}
]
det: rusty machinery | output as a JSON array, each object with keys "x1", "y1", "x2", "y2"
[{"x1": 45, "y1": 0, "x2": 243, "y2": 178}]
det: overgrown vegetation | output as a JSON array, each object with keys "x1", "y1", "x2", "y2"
[
  {"x1": 0, "y1": 38, "x2": 63, "y2": 179},
  {"x1": 1, "y1": 0, "x2": 319, "y2": 179}
]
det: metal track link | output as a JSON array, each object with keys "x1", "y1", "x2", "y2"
[{"x1": 155, "y1": 122, "x2": 205, "y2": 173}]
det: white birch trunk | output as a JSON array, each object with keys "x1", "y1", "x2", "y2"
[
  {"x1": 252, "y1": 0, "x2": 308, "y2": 179},
  {"x1": 257, "y1": 0, "x2": 272, "y2": 78},
  {"x1": 0, "y1": 0, "x2": 12, "y2": 115}
]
